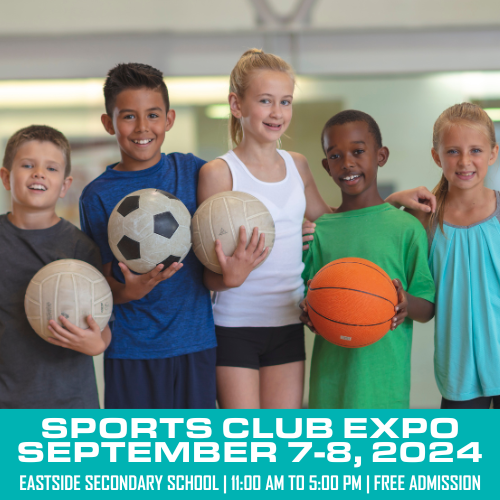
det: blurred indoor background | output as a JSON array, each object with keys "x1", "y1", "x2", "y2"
[{"x1": 3, "y1": 0, "x2": 500, "y2": 408}]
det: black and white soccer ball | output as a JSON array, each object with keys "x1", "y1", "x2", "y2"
[{"x1": 108, "y1": 189, "x2": 191, "y2": 274}]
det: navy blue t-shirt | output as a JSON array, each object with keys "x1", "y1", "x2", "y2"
[{"x1": 79, "y1": 153, "x2": 216, "y2": 360}]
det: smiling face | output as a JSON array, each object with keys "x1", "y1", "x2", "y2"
[
  {"x1": 432, "y1": 122, "x2": 499, "y2": 191},
  {"x1": 0, "y1": 140, "x2": 72, "y2": 213},
  {"x1": 101, "y1": 87, "x2": 175, "y2": 171},
  {"x1": 230, "y1": 70, "x2": 294, "y2": 144},
  {"x1": 322, "y1": 121, "x2": 389, "y2": 201}
]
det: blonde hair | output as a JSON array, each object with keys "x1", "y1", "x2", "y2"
[
  {"x1": 431, "y1": 102, "x2": 497, "y2": 233},
  {"x1": 229, "y1": 48, "x2": 295, "y2": 146}
]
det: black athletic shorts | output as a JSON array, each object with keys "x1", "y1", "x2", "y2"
[
  {"x1": 441, "y1": 395, "x2": 500, "y2": 409},
  {"x1": 215, "y1": 323, "x2": 305, "y2": 370}
]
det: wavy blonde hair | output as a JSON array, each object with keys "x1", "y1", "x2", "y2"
[
  {"x1": 229, "y1": 48, "x2": 295, "y2": 146},
  {"x1": 431, "y1": 102, "x2": 497, "y2": 233}
]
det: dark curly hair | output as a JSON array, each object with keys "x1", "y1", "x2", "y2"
[{"x1": 321, "y1": 109, "x2": 383, "y2": 152}]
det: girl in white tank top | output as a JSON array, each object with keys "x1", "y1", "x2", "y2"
[
  {"x1": 197, "y1": 49, "x2": 438, "y2": 409},
  {"x1": 197, "y1": 50, "x2": 333, "y2": 410},
  {"x1": 212, "y1": 149, "x2": 306, "y2": 327}
]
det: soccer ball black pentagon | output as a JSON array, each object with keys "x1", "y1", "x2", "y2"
[{"x1": 108, "y1": 189, "x2": 191, "y2": 274}]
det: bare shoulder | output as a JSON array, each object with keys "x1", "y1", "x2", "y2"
[
  {"x1": 287, "y1": 151, "x2": 313, "y2": 184},
  {"x1": 288, "y1": 151, "x2": 309, "y2": 170},
  {"x1": 198, "y1": 158, "x2": 233, "y2": 203},
  {"x1": 199, "y1": 158, "x2": 232, "y2": 179}
]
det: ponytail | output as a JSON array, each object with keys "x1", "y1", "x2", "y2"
[{"x1": 430, "y1": 175, "x2": 448, "y2": 234}]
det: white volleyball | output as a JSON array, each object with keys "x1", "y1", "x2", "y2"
[
  {"x1": 108, "y1": 188, "x2": 192, "y2": 274},
  {"x1": 191, "y1": 191, "x2": 275, "y2": 274},
  {"x1": 24, "y1": 259, "x2": 113, "y2": 341}
]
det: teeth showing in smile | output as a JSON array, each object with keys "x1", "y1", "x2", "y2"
[
  {"x1": 133, "y1": 139, "x2": 153, "y2": 144},
  {"x1": 28, "y1": 184, "x2": 47, "y2": 191},
  {"x1": 342, "y1": 174, "x2": 361, "y2": 181},
  {"x1": 457, "y1": 172, "x2": 474, "y2": 177},
  {"x1": 264, "y1": 123, "x2": 281, "y2": 129}
]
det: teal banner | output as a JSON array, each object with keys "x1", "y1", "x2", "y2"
[{"x1": 1, "y1": 411, "x2": 494, "y2": 498}]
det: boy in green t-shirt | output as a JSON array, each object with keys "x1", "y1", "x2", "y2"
[{"x1": 301, "y1": 110, "x2": 435, "y2": 409}]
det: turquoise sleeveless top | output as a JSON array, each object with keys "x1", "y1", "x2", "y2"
[{"x1": 428, "y1": 191, "x2": 500, "y2": 401}]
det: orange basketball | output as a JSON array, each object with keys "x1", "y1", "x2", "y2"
[{"x1": 306, "y1": 257, "x2": 398, "y2": 348}]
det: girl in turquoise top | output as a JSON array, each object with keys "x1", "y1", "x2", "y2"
[{"x1": 410, "y1": 102, "x2": 500, "y2": 409}]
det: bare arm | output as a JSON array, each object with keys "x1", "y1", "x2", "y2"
[
  {"x1": 102, "y1": 261, "x2": 182, "y2": 305},
  {"x1": 198, "y1": 160, "x2": 267, "y2": 291},
  {"x1": 386, "y1": 186, "x2": 436, "y2": 214},
  {"x1": 391, "y1": 279, "x2": 434, "y2": 330},
  {"x1": 289, "y1": 152, "x2": 333, "y2": 221},
  {"x1": 199, "y1": 159, "x2": 233, "y2": 292},
  {"x1": 407, "y1": 294, "x2": 435, "y2": 323}
]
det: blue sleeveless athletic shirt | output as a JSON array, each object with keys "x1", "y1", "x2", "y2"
[
  {"x1": 79, "y1": 153, "x2": 216, "y2": 360},
  {"x1": 428, "y1": 190, "x2": 500, "y2": 400}
]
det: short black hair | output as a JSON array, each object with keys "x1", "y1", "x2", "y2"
[
  {"x1": 321, "y1": 110, "x2": 383, "y2": 152},
  {"x1": 103, "y1": 63, "x2": 170, "y2": 116}
]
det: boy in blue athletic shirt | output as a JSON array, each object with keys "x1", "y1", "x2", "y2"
[{"x1": 79, "y1": 63, "x2": 216, "y2": 409}]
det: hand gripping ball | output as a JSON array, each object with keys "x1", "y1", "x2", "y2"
[
  {"x1": 24, "y1": 259, "x2": 113, "y2": 341},
  {"x1": 108, "y1": 189, "x2": 192, "y2": 274},
  {"x1": 306, "y1": 257, "x2": 398, "y2": 348},
  {"x1": 191, "y1": 191, "x2": 275, "y2": 274}
]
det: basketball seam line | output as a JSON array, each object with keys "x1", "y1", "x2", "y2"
[
  {"x1": 306, "y1": 300, "x2": 394, "y2": 327},
  {"x1": 315, "y1": 260, "x2": 394, "y2": 287},
  {"x1": 308, "y1": 286, "x2": 396, "y2": 306}
]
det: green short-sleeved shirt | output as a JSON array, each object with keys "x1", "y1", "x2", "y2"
[{"x1": 303, "y1": 203, "x2": 435, "y2": 409}]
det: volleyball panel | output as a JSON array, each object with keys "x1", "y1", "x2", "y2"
[
  {"x1": 25, "y1": 259, "x2": 113, "y2": 341},
  {"x1": 191, "y1": 191, "x2": 276, "y2": 274}
]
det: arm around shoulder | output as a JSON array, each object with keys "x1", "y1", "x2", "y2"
[
  {"x1": 404, "y1": 207, "x2": 431, "y2": 229},
  {"x1": 386, "y1": 186, "x2": 436, "y2": 216},
  {"x1": 288, "y1": 151, "x2": 332, "y2": 221}
]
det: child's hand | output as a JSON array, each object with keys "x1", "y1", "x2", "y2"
[
  {"x1": 119, "y1": 261, "x2": 183, "y2": 301},
  {"x1": 391, "y1": 279, "x2": 408, "y2": 330},
  {"x1": 302, "y1": 219, "x2": 316, "y2": 251},
  {"x1": 386, "y1": 186, "x2": 436, "y2": 214},
  {"x1": 47, "y1": 315, "x2": 107, "y2": 356},
  {"x1": 216, "y1": 226, "x2": 269, "y2": 288}
]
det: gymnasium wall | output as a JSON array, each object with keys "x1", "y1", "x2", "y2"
[{"x1": 2, "y1": 0, "x2": 500, "y2": 407}]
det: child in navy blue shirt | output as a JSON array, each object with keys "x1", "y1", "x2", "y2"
[{"x1": 79, "y1": 63, "x2": 216, "y2": 409}]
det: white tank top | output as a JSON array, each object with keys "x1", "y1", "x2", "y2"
[{"x1": 212, "y1": 149, "x2": 306, "y2": 327}]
